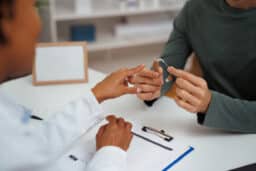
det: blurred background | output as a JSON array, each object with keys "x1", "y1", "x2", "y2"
[{"x1": 37, "y1": 0, "x2": 187, "y2": 74}]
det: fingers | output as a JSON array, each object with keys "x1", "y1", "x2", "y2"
[
  {"x1": 175, "y1": 78, "x2": 202, "y2": 98},
  {"x1": 122, "y1": 87, "x2": 140, "y2": 94},
  {"x1": 117, "y1": 118, "x2": 125, "y2": 127},
  {"x1": 157, "y1": 67, "x2": 163, "y2": 75},
  {"x1": 117, "y1": 118, "x2": 132, "y2": 131},
  {"x1": 106, "y1": 115, "x2": 133, "y2": 130},
  {"x1": 125, "y1": 64, "x2": 145, "y2": 77},
  {"x1": 106, "y1": 115, "x2": 117, "y2": 125},
  {"x1": 123, "y1": 78, "x2": 162, "y2": 95},
  {"x1": 168, "y1": 66, "x2": 206, "y2": 87},
  {"x1": 125, "y1": 122, "x2": 132, "y2": 130},
  {"x1": 153, "y1": 59, "x2": 163, "y2": 74},
  {"x1": 97, "y1": 125, "x2": 106, "y2": 137},
  {"x1": 174, "y1": 96, "x2": 197, "y2": 113},
  {"x1": 98, "y1": 116, "x2": 133, "y2": 152},
  {"x1": 136, "y1": 84, "x2": 160, "y2": 93},
  {"x1": 153, "y1": 60, "x2": 160, "y2": 71},
  {"x1": 137, "y1": 92, "x2": 154, "y2": 101},
  {"x1": 127, "y1": 63, "x2": 163, "y2": 96},
  {"x1": 176, "y1": 87, "x2": 200, "y2": 106},
  {"x1": 129, "y1": 76, "x2": 162, "y2": 86},
  {"x1": 137, "y1": 68, "x2": 160, "y2": 79}
]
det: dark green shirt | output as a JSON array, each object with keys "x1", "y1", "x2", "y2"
[{"x1": 158, "y1": 0, "x2": 256, "y2": 133}]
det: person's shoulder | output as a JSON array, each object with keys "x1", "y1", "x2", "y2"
[
  {"x1": 185, "y1": 0, "x2": 219, "y2": 8},
  {"x1": 184, "y1": 0, "x2": 219, "y2": 13},
  {"x1": 181, "y1": 0, "x2": 203, "y2": 12}
]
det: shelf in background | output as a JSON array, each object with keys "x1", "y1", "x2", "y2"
[
  {"x1": 53, "y1": 5, "x2": 183, "y2": 21},
  {"x1": 87, "y1": 34, "x2": 169, "y2": 52}
]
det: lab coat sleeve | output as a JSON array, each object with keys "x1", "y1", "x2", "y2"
[
  {"x1": 0, "y1": 91, "x2": 104, "y2": 171},
  {"x1": 42, "y1": 91, "x2": 104, "y2": 153},
  {"x1": 86, "y1": 146, "x2": 127, "y2": 171}
]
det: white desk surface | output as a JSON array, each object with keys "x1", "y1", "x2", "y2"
[{"x1": 1, "y1": 69, "x2": 256, "y2": 171}]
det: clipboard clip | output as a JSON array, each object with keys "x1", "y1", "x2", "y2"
[{"x1": 142, "y1": 126, "x2": 173, "y2": 142}]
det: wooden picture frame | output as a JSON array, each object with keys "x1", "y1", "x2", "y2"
[{"x1": 33, "y1": 42, "x2": 88, "y2": 86}]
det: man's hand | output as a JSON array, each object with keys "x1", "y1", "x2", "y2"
[
  {"x1": 130, "y1": 60, "x2": 164, "y2": 101},
  {"x1": 168, "y1": 66, "x2": 212, "y2": 113},
  {"x1": 96, "y1": 115, "x2": 133, "y2": 151},
  {"x1": 92, "y1": 65, "x2": 145, "y2": 103}
]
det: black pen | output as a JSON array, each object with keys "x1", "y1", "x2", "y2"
[
  {"x1": 69, "y1": 155, "x2": 78, "y2": 161},
  {"x1": 132, "y1": 132, "x2": 173, "y2": 151},
  {"x1": 30, "y1": 115, "x2": 44, "y2": 121}
]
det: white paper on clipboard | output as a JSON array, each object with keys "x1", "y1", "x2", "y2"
[
  {"x1": 127, "y1": 124, "x2": 191, "y2": 171},
  {"x1": 58, "y1": 121, "x2": 192, "y2": 171}
]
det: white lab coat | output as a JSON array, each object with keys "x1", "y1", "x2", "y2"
[{"x1": 0, "y1": 90, "x2": 126, "y2": 171}]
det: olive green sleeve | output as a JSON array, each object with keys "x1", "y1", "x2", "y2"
[
  {"x1": 145, "y1": 1, "x2": 193, "y2": 106},
  {"x1": 198, "y1": 91, "x2": 256, "y2": 133},
  {"x1": 159, "y1": 1, "x2": 193, "y2": 96}
]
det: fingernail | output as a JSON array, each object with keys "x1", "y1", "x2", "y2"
[
  {"x1": 167, "y1": 67, "x2": 173, "y2": 71},
  {"x1": 137, "y1": 88, "x2": 141, "y2": 93}
]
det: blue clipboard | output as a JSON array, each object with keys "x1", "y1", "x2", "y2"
[{"x1": 162, "y1": 146, "x2": 194, "y2": 171}]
